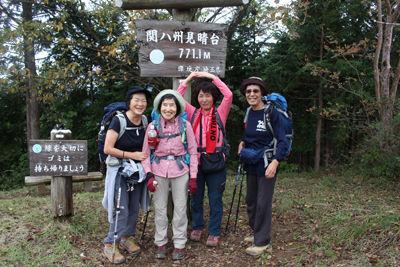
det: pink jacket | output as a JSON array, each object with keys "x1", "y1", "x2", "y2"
[
  {"x1": 177, "y1": 77, "x2": 233, "y2": 162},
  {"x1": 142, "y1": 117, "x2": 198, "y2": 179}
]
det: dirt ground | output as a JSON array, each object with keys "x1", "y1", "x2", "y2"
[{"x1": 92, "y1": 201, "x2": 306, "y2": 267}]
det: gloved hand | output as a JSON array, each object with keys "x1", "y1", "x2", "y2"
[
  {"x1": 188, "y1": 178, "x2": 197, "y2": 195},
  {"x1": 146, "y1": 172, "x2": 157, "y2": 192}
]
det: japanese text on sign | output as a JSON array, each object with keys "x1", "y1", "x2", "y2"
[
  {"x1": 146, "y1": 30, "x2": 220, "y2": 46},
  {"x1": 29, "y1": 140, "x2": 88, "y2": 176},
  {"x1": 136, "y1": 20, "x2": 228, "y2": 78}
]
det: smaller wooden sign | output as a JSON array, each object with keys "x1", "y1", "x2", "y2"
[{"x1": 29, "y1": 140, "x2": 88, "y2": 176}]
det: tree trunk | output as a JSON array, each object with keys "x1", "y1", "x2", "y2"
[
  {"x1": 299, "y1": 151, "x2": 303, "y2": 171},
  {"x1": 379, "y1": 15, "x2": 394, "y2": 150},
  {"x1": 23, "y1": 1, "x2": 40, "y2": 143},
  {"x1": 324, "y1": 120, "x2": 330, "y2": 168},
  {"x1": 314, "y1": 8, "x2": 324, "y2": 172},
  {"x1": 374, "y1": 0, "x2": 400, "y2": 150},
  {"x1": 314, "y1": 88, "x2": 322, "y2": 172}
]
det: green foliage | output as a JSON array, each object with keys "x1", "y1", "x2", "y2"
[
  {"x1": 0, "y1": 89, "x2": 27, "y2": 190},
  {"x1": 353, "y1": 108, "x2": 400, "y2": 181},
  {"x1": 279, "y1": 162, "x2": 300, "y2": 174},
  {"x1": 0, "y1": 0, "x2": 398, "y2": 181},
  {"x1": 253, "y1": 0, "x2": 380, "y2": 170},
  {"x1": 0, "y1": 153, "x2": 29, "y2": 191}
]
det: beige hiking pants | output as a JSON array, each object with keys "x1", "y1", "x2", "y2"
[{"x1": 153, "y1": 173, "x2": 189, "y2": 248}]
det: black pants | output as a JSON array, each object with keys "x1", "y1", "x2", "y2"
[{"x1": 246, "y1": 173, "x2": 276, "y2": 246}]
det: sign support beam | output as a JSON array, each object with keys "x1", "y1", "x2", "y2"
[{"x1": 115, "y1": 0, "x2": 248, "y2": 10}]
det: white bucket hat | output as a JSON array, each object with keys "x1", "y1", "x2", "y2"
[{"x1": 153, "y1": 89, "x2": 186, "y2": 116}]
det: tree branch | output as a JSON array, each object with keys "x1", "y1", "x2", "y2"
[
  {"x1": 205, "y1": 7, "x2": 224, "y2": 23},
  {"x1": 66, "y1": 2, "x2": 104, "y2": 47},
  {"x1": 374, "y1": 0, "x2": 383, "y2": 101},
  {"x1": 227, "y1": 2, "x2": 250, "y2": 43},
  {"x1": 390, "y1": 57, "x2": 400, "y2": 101},
  {"x1": 389, "y1": 0, "x2": 400, "y2": 23}
]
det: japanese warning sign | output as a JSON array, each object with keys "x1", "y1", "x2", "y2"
[
  {"x1": 29, "y1": 140, "x2": 88, "y2": 176},
  {"x1": 135, "y1": 20, "x2": 228, "y2": 77}
]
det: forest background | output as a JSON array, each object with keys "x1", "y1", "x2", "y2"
[{"x1": 0, "y1": 0, "x2": 399, "y2": 190}]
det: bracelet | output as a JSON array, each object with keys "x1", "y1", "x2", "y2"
[{"x1": 122, "y1": 151, "x2": 125, "y2": 159}]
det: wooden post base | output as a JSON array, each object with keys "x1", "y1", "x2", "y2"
[
  {"x1": 84, "y1": 181, "x2": 92, "y2": 192},
  {"x1": 37, "y1": 184, "x2": 46, "y2": 194},
  {"x1": 51, "y1": 176, "x2": 74, "y2": 217}
]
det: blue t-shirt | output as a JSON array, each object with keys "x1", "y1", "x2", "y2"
[{"x1": 241, "y1": 108, "x2": 287, "y2": 176}]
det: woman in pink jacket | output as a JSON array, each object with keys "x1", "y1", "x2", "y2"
[
  {"x1": 178, "y1": 71, "x2": 233, "y2": 247},
  {"x1": 142, "y1": 90, "x2": 198, "y2": 260}
]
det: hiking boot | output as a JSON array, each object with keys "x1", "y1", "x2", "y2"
[
  {"x1": 103, "y1": 243, "x2": 126, "y2": 264},
  {"x1": 190, "y1": 230, "x2": 203, "y2": 242},
  {"x1": 172, "y1": 247, "x2": 185, "y2": 260},
  {"x1": 119, "y1": 236, "x2": 141, "y2": 255},
  {"x1": 155, "y1": 245, "x2": 167, "y2": 259},
  {"x1": 206, "y1": 235, "x2": 219, "y2": 247},
  {"x1": 245, "y1": 243, "x2": 272, "y2": 256},
  {"x1": 243, "y1": 235, "x2": 254, "y2": 243}
]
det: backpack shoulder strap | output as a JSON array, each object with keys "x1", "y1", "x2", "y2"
[
  {"x1": 178, "y1": 117, "x2": 186, "y2": 134},
  {"x1": 116, "y1": 112, "x2": 127, "y2": 140},
  {"x1": 214, "y1": 108, "x2": 226, "y2": 138},
  {"x1": 215, "y1": 108, "x2": 230, "y2": 157},
  {"x1": 264, "y1": 102, "x2": 275, "y2": 139},
  {"x1": 178, "y1": 117, "x2": 188, "y2": 149},
  {"x1": 118, "y1": 113, "x2": 148, "y2": 137},
  {"x1": 191, "y1": 109, "x2": 199, "y2": 125},
  {"x1": 243, "y1": 107, "x2": 252, "y2": 127},
  {"x1": 153, "y1": 117, "x2": 163, "y2": 135},
  {"x1": 141, "y1": 115, "x2": 148, "y2": 130}
]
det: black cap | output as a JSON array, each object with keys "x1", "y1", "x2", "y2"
[
  {"x1": 125, "y1": 86, "x2": 152, "y2": 101},
  {"x1": 239, "y1": 77, "x2": 269, "y2": 96}
]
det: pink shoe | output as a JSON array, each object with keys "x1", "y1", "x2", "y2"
[
  {"x1": 190, "y1": 230, "x2": 203, "y2": 242},
  {"x1": 206, "y1": 235, "x2": 219, "y2": 247}
]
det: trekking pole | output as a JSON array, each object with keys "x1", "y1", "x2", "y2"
[
  {"x1": 233, "y1": 166, "x2": 245, "y2": 231},
  {"x1": 140, "y1": 193, "x2": 153, "y2": 245},
  {"x1": 224, "y1": 163, "x2": 241, "y2": 235},
  {"x1": 112, "y1": 170, "x2": 123, "y2": 265}
]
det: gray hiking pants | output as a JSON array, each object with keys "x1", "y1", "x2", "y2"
[{"x1": 104, "y1": 175, "x2": 144, "y2": 244}]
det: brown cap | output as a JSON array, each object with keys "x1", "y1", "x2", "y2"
[{"x1": 239, "y1": 77, "x2": 269, "y2": 96}]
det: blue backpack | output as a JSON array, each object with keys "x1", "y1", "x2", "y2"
[
  {"x1": 244, "y1": 93, "x2": 293, "y2": 160},
  {"x1": 97, "y1": 102, "x2": 148, "y2": 162},
  {"x1": 149, "y1": 114, "x2": 190, "y2": 170}
]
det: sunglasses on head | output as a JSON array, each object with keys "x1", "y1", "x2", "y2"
[{"x1": 245, "y1": 88, "x2": 261, "y2": 94}]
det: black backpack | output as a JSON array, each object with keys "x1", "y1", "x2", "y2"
[{"x1": 97, "y1": 102, "x2": 148, "y2": 162}]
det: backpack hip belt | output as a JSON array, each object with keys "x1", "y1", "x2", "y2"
[
  {"x1": 152, "y1": 154, "x2": 187, "y2": 170},
  {"x1": 197, "y1": 147, "x2": 225, "y2": 153}
]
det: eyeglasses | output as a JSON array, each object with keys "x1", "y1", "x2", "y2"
[{"x1": 245, "y1": 89, "x2": 261, "y2": 94}]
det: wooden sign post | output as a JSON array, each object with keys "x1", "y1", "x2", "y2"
[
  {"x1": 116, "y1": 0, "x2": 246, "y2": 220},
  {"x1": 29, "y1": 128, "x2": 87, "y2": 218}
]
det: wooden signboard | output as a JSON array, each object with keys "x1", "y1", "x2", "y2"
[
  {"x1": 136, "y1": 20, "x2": 228, "y2": 78},
  {"x1": 29, "y1": 140, "x2": 87, "y2": 176}
]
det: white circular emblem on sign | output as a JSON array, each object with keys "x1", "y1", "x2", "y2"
[
  {"x1": 32, "y1": 144, "x2": 42, "y2": 153},
  {"x1": 149, "y1": 49, "x2": 164, "y2": 65}
]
